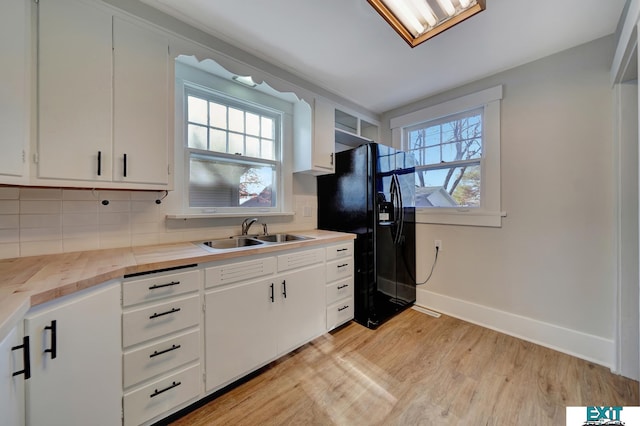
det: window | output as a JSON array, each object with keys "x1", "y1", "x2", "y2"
[
  {"x1": 185, "y1": 87, "x2": 282, "y2": 212},
  {"x1": 390, "y1": 85, "x2": 503, "y2": 227}
]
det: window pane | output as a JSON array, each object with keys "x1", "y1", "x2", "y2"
[
  {"x1": 210, "y1": 129, "x2": 227, "y2": 153},
  {"x1": 229, "y1": 133, "x2": 244, "y2": 155},
  {"x1": 246, "y1": 136, "x2": 260, "y2": 158},
  {"x1": 415, "y1": 164, "x2": 480, "y2": 208},
  {"x1": 209, "y1": 102, "x2": 227, "y2": 129},
  {"x1": 261, "y1": 139, "x2": 274, "y2": 160},
  {"x1": 189, "y1": 153, "x2": 276, "y2": 208},
  {"x1": 187, "y1": 124, "x2": 207, "y2": 150},
  {"x1": 188, "y1": 96, "x2": 207, "y2": 125},
  {"x1": 246, "y1": 112, "x2": 260, "y2": 137},
  {"x1": 228, "y1": 107, "x2": 244, "y2": 133},
  {"x1": 261, "y1": 117, "x2": 273, "y2": 138}
]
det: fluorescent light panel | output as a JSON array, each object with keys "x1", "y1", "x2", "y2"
[{"x1": 368, "y1": 0, "x2": 486, "y2": 47}]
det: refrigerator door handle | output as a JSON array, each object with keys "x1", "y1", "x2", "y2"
[
  {"x1": 389, "y1": 175, "x2": 399, "y2": 243},
  {"x1": 394, "y1": 174, "x2": 404, "y2": 245}
]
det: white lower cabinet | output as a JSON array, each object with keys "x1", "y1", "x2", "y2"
[
  {"x1": 24, "y1": 281, "x2": 122, "y2": 426},
  {"x1": 0, "y1": 323, "x2": 26, "y2": 426},
  {"x1": 122, "y1": 266, "x2": 202, "y2": 426},
  {"x1": 204, "y1": 249, "x2": 326, "y2": 392},
  {"x1": 325, "y1": 243, "x2": 355, "y2": 331}
]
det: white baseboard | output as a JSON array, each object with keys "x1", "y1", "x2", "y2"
[{"x1": 416, "y1": 289, "x2": 615, "y2": 370}]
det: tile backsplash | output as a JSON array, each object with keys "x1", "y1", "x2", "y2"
[{"x1": 0, "y1": 187, "x2": 317, "y2": 259}]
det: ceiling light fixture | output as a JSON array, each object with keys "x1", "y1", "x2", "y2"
[
  {"x1": 367, "y1": 0, "x2": 486, "y2": 48},
  {"x1": 232, "y1": 75, "x2": 257, "y2": 87}
]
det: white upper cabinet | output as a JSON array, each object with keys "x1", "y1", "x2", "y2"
[
  {"x1": 113, "y1": 17, "x2": 170, "y2": 185},
  {"x1": 36, "y1": 0, "x2": 171, "y2": 189},
  {"x1": 293, "y1": 96, "x2": 335, "y2": 175},
  {"x1": 0, "y1": 0, "x2": 30, "y2": 183},
  {"x1": 37, "y1": 0, "x2": 113, "y2": 183}
]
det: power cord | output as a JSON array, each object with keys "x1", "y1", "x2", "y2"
[{"x1": 416, "y1": 246, "x2": 439, "y2": 285}]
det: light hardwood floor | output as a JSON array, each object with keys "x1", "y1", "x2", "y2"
[{"x1": 170, "y1": 309, "x2": 638, "y2": 425}]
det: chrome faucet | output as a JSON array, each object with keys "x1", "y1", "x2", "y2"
[{"x1": 241, "y1": 217, "x2": 258, "y2": 235}]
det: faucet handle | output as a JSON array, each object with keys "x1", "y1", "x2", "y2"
[{"x1": 262, "y1": 223, "x2": 268, "y2": 235}]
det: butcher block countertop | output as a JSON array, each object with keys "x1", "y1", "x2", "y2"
[{"x1": 0, "y1": 229, "x2": 355, "y2": 340}]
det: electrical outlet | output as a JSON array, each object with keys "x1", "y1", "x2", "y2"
[{"x1": 434, "y1": 240, "x2": 442, "y2": 251}]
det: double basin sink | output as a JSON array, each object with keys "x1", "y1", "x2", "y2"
[{"x1": 198, "y1": 233, "x2": 312, "y2": 251}]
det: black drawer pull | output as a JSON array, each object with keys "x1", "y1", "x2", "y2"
[
  {"x1": 149, "y1": 307, "x2": 181, "y2": 319},
  {"x1": 123, "y1": 153, "x2": 127, "y2": 177},
  {"x1": 338, "y1": 305, "x2": 350, "y2": 312},
  {"x1": 11, "y1": 336, "x2": 31, "y2": 380},
  {"x1": 150, "y1": 381, "x2": 181, "y2": 398},
  {"x1": 149, "y1": 344, "x2": 181, "y2": 358},
  {"x1": 337, "y1": 264, "x2": 348, "y2": 268},
  {"x1": 337, "y1": 284, "x2": 349, "y2": 290},
  {"x1": 270, "y1": 283, "x2": 275, "y2": 303},
  {"x1": 337, "y1": 248, "x2": 348, "y2": 252},
  {"x1": 44, "y1": 320, "x2": 57, "y2": 359},
  {"x1": 148, "y1": 281, "x2": 181, "y2": 290},
  {"x1": 97, "y1": 151, "x2": 102, "y2": 176},
  {"x1": 282, "y1": 280, "x2": 287, "y2": 299}
]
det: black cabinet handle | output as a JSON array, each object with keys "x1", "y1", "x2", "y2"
[
  {"x1": 338, "y1": 305, "x2": 349, "y2": 312},
  {"x1": 282, "y1": 280, "x2": 287, "y2": 299},
  {"x1": 97, "y1": 151, "x2": 102, "y2": 176},
  {"x1": 149, "y1": 344, "x2": 181, "y2": 358},
  {"x1": 123, "y1": 153, "x2": 127, "y2": 177},
  {"x1": 337, "y1": 264, "x2": 348, "y2": 268},
  {"x1": 11, "y1": 335, "x2": 31, "y2": 380},
  {"x1": 148, "y1": 281, "x2": 180, "y2": 290},
  {"x1": 337, "y1": 284, "x2": 349, "y2": 290},
  {"x1": 44, "y1": 320, "x2": 57, "y2": 359},
  {"x1": 336, "y1": 248, "x2": 348, "y2": 252},
  {"x1": 150, "y1": 381, "x2": 181, "y2": 398},
  {"x1": 330, "y1": 152, "x2": 334, "y2": 166},
  {"x1": 270, "y1": 283, "x2": 274, "y2": 303},
  {"x1": 149, "y1": 307, "x2": 181, "y2": 319}
]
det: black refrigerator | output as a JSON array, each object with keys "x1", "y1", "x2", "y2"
[{"x1": 318, "y1": 143, "x2": 416, "y2": 329}]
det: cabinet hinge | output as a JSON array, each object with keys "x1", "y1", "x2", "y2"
[
  {"x1": 202, "y1": 302, "x2": 205, "y2": 313},
  {"x1": 33, "y1": 153, "x2": 39, "y2": 164},
  {"x1": 202, "y1": 372, "x2": 206, "y2": 383},
  {"x1": 167, "y1": 164, "x2": 170, "y2": 175},
  {"x1": 22, "y1": 150, "x2": 25, "y2": 163}
]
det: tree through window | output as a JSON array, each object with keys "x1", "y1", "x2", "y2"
[{"x1": 407, "y1": 108, "x2": 483, "y2": 208}]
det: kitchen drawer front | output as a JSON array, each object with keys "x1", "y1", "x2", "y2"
[
  {"x1": 205, "y1": 257, "x2": 276, "y2": 289},
  {"x1": 277, "y1": 248, "x2": 324, "y2": 272},
  {"x1": 326, "y1": 277, "x2": 353, "y2": 305},
  {"x1": 122, "y1": 268, "x2": 200, "y2": 307},
  {"x1": 123, "y1": 294, "x2": 200, "y2": 347},
  {"x1": 327, "y1": 298, "x2": 354, "y2": 331},
  {"x1": 123, "y1": 329, "x2": 200, "y2": 388},
  {"x1": 325, "y1": 243, "x2": 353, "y2": 261},
  {"x1": 326, "y1": 257, "x2": 353, "y2": 283},
  {"x1": 123, "y1": 363, "x2": 201, "y2": 426}
]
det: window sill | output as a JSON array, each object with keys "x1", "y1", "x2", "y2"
[
  {"x1": 166, "y1": 211, "x2": 296, "y2": 220},
  {"x1": 415, "y1": 209, "x2": 506, "y2": 227}
]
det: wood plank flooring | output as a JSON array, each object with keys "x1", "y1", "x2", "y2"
[{"x1": 170, "y1": 309, "x2": 638, "y2": 425}]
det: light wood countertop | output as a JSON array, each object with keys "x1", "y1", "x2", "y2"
[{"x1": 0, "y1": 230, "x2": 355, "y2": 340}]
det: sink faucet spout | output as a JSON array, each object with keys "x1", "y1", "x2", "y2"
[{"x1": 241, "y1": 217, "x2": 258, "y2": 235}]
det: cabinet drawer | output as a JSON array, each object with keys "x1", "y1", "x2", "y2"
[
  {"x1": 326, "y1": 243, "x2": 352, "y2": 261},
  {"x1": 326, "y1": 277, "x2": 353, "y2": 305},
  {"x1": 123, "y1": 268, "x2": 200, "y2": 307},
  {"x1": 123, "y1": 294, "x2": 200, "y2": 347},
  {"x1": 277, "y1": 248, "x2": 324, "y2": 272},
  {"x1": 326, "y1": 258, "x2": 353, "y2": 283},
  {"x1": 206, "y1": 257, "x2": 276, "y2": 289},
  {"x1": 123, "y1": 329, "x2": 200, "y2": 388},
  {"x1": 123, "y1": 363, "x2": 200, "y2": 426},
  {"x1": 327, "y1": 298, "x2": 354, "y2": 331}
]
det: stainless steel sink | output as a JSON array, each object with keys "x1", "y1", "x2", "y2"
[
  {"x1": 197, "y1": 234, "x2": 313, "y2": 251},
  {"x1": 255, "y1": 234, "x2": 313, "y2": 243},
  {"x1": 201, "y1": 237, "x2": 264, "y2": 250}
]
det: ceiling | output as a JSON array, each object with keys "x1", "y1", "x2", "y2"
[{"x1": 141, "y1": 0, "x2": 627, "y2": 115}]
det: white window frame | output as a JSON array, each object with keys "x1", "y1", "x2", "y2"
[{"x1": 390, "y1": 85, "x2": 504, "y2": 227}]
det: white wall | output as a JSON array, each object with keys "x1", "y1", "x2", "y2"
[{"x1": 382, "y1": 35, "x2": 620, "y2": 368}]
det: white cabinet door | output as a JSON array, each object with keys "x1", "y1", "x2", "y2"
[
  {"x1": 278, "y1": 264, "x2": 325, "y2": 353},
  {"x1": 37, "y1": 0, "x2": 113, "y2": 182},
  {"x1": 0, "y1": 324, "x2": 26, "y2": 426},
  {"x1": 0, "y1": 0, "x2": 29, "y2": 180},
  {"x1": 24, "y1": 282, "x2": 121, "y2": 426},
  {"x1": 312, "y1": 97, "x2": 335, "y2": 172},
  {"x1": 204, "y1": 278, "x2": 277, "y2": 392},
  {"x1": 113, "y1": 17, "x2": 169, "y2": 185}
]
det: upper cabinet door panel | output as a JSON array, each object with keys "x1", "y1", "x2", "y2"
[
  {"x1": 0, "y1": 0, "x2": 29, "y2": 180},
  {"x1": 113, "y1": 17, "x2": 169, "y2": 185},
  {"x1": 312, "y1": 97, "x2": 335, "y2": 172},
  {"x1": 38, "y1": 0, "x2": 113, "y2": 181}
]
